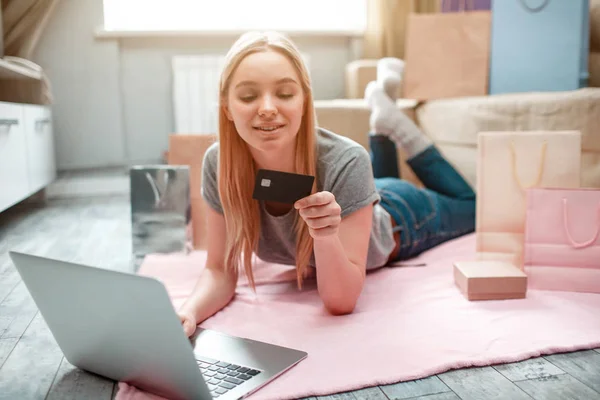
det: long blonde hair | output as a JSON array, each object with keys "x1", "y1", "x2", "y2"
[{"x1": 217, "y1": 31, "x2": 317, "y2": 290}]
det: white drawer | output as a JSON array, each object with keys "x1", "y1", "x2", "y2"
[
  {"x1": 0, "y1": 102, "x2": 30, "y2": 212},
  {"x1": 23, "y1": 105, "x2": 56, "y2": 192}
]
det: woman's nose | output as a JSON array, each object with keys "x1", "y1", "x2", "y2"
[{"x1": 258, "y1": 95, "x2": 277, "y2": 117}]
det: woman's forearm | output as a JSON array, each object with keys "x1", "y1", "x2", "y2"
[
  {"x1": 313, "y1": 235, "x2": 366, "y2": 314},
  {"x1": 179, "y1": 266, "x2": 237, "y2": 324}
]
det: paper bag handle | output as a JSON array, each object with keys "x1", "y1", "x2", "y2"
[
  {"x1": 562, "y1": 198, "x2": 600, "y2": 249},
  {"x1": 510, "y1": 140, "x2": 547, "y2": 190},
  {"x1": 518, "y1": 0, "x2": 551, "y2": 13},
  {"x1": 145, "y1": 171, "x2": 170, "y2": 207}
]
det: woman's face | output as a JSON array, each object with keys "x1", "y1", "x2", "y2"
[{"x1": 224, "y1": 49, "x2": 305, "y2": 154}]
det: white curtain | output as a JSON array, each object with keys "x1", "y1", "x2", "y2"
[{"x1": 362, "y1": 0, "x2": 439, "y2": 59}]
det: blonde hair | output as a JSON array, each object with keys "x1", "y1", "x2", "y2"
[{"x1": 217, "y1": 31, "x2": 317, "y2": 290}]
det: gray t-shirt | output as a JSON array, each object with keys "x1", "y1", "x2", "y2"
[{"x1": 201, "y1": 127, "x2": 396, "y2": 270}]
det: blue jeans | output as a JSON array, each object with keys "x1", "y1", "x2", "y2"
[{"x1": 370, "y1": 135, "x2": 476, "y2": 261}]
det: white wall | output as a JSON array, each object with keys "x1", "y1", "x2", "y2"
[
  {"x1": 33, "y1": 0, "x2": 125, "y2": 170},
  {"x1": 32, "y1": 0, "x2": 361, "y2": 170}
]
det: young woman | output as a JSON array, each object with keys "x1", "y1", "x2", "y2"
[{"x1": 177, "y1": 31, "x2": 475, "y2": 336}]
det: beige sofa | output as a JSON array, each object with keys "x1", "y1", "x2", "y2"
[
  {"x1": 416, "y1": 88, "x2": 600, "y2": 190},
  {"x1": 315, "y1": 89, "x2": 600, "y2": 190}
]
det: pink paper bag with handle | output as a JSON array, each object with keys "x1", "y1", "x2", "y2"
[
  {"x1": 476, "y1": 131, "x2": 581, "y2": 268},
  {"x1": 524, "y1": 187, "x2": 600, "y2": 293}
]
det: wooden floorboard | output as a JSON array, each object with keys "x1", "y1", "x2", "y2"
[
  {"x1": 515, "y1": 374, "x2": 600, "y2": 400},
  {"x1": 345, "y1": 386, "x2": 389, "y2": 399},
  {"x1": 315, "y1": 393, "x2": 355, "y2": 399},
  {"x1": 0, "y1": 256, "x2": 20, "y2": 305},
  {"x1": 46, "y1": 357, "x2": 115, "y2": 400},
  {"x1": 379, "y1": 376, "x2": 451, "y2": 399},
  {"x1": 0, "y1": 313, "x2": 64, "y2": 400},
  {"x1": 493, "y1": 356, "x2": 566, "y2": 382},
  {"x1": 0, "y1": 281, "x2": 38, "y2": 339},
  {"x1": 404, "y1": 393, "x2": 460, "y2": 400},
  {"x1": 0, "y1": 195, "x2": 599, "y2": 400},
  {"x1": 437, "y1": 366, "x2": 533, "y2": 400},
  {"x1": 543, "y1": 350, "x2": 600, "y2": 394},
  {"x1": 0, "y1": 337, "x2": 19, "y2": 368}
]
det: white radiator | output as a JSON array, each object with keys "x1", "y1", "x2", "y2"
[
  {"x1": 172, "y1": 55, "x2": 226, "y2": 134},
  {"x1": 172, "y1": 53, "x2": 310, "y2": 135}
]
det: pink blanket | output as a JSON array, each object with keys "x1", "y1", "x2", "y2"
[{"x1": 116, "y1": 234, "x2": 600, "y2": 400}]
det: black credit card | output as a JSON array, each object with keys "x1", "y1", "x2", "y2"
[{"x1": 252, "y1": 169, "x2": 315, "y2": 205}]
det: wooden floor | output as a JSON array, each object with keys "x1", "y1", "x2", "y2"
[{"x1": 0, "y1": 195, "x2": 599, "y2": 400}]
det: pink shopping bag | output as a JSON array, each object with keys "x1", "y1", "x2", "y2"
[
  {"x1": 524, "y1": 187, "x2": 600, "y2": 293},
  {"x1": 476, "y1": 131, "x2": 581, "y2": 268}
]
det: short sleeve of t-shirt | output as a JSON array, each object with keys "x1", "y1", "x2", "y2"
[
  {"x1": 322, "y1": 145, "x2": 380, "y2": 219},
  {"x1": 201, "y1": 143, "x2": 224, "y2": 214}
]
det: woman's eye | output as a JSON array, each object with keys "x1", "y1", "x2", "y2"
[
  {"x1": 239, "y1": 95, "x2": 256, "y2": 102},
  {"x1": 278, "y1": 93, "x2": 294, "y2": 99}
]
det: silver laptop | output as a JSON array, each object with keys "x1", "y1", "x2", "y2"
[{"x1": 9, "y1": 251, "x2": 307, "y2": 400}]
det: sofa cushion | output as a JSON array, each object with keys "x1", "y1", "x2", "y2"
[{"x1": 416, "y1": 88, "x2": 600, "y2": 190}]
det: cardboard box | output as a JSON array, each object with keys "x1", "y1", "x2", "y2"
[
  {"x1": 167, "y1": 134, "x2": 217, "y2": 250},
  {"x1": 454, "y1": 261, "x2": 527, "y2": 301}
]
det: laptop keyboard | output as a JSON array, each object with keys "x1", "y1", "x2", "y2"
[{"x1": 195, "y1": 355, "x2": 262, "y2": 398}]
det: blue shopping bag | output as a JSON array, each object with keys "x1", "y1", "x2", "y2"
[{"x1": 489, "y1": 0, "x2": 590, "y2": 94}]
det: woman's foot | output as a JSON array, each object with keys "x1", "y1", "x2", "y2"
[
  {"x1": 377, "y1": 58, "x2": 404, "y2": 101},
  {"x1": 365, "y1": 81, "x2": 432, "y2": 158}
]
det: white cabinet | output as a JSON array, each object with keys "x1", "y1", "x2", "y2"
[
  {"x1": 0, "y1": 102, "x2": 30, "y2": 212},
  {"x1": 0, "y1": 101, "x2": 56, "y2": 213},
  {"x1": 24, "y1": 105, "x2": 56, "y2": 193}
]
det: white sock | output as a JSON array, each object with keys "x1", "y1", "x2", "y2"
[
  {"x1": 377, "y1": 58, "x2": 404, "y2": 101},
  {"x1": 365, "y1": 81, "x2": 432, "y2": 158}
]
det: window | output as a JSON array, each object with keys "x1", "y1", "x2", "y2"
[{"x1": 103, "y1": 0, "x2": 367, "y2": 33}]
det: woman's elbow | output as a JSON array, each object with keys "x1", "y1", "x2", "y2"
[{"x1": 324, "y1": 300, "x2": 357, "y2": 316}]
